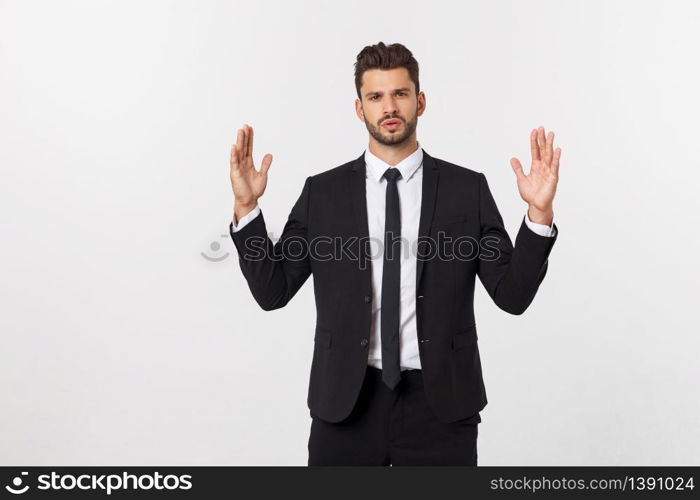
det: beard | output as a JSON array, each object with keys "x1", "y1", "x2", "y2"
[{"x1": 364, "y1": 111, "x2": 418, "y2": 147}]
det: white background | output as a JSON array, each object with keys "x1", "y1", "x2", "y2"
[{"x1": 1, "y1": 0, "x2": 698, "y2": 465}]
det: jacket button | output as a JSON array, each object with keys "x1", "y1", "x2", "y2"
[
  {"x1": 360, "y1": 338, "x2": 369, "y2": 347},
  {"x1": 364, "y1": 295, "x2": 371, "y2": 303}
]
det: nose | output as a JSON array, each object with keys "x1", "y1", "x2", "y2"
[{"x1": 382, "y1": 95, "x2": 399, "y2": 116}]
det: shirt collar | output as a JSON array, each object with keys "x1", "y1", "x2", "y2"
[{"x1": 364, "y1": 141, "x2": 423, "y2": 183}]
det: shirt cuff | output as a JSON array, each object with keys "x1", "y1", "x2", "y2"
[
  {"x1": 231, "y1": 204, "x2": 261, "y2": 233},
  {"x1": 524, "y1": 211, "x2": 556, "y2": 237}
]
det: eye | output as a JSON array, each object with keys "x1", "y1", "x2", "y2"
[{"x1": 369, "y1": 95, "x2": 379, "y2": 101}]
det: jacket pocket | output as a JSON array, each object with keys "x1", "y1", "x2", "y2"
[
  {"x1": 452, "y1": 324, "x2": 477, "y2": 350},
  {"x1": 433, "y1": 215, "x2": 468, "y2": 228}
]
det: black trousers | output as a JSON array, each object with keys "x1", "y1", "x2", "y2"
[{"x1": 307, "y1": 366, "x2": 479, "y2": 466}]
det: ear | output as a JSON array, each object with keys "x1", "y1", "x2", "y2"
[
  {"x1": 417, "y1": 91, "x2": 426, "y2": 117},
  {"x1": 354, "y1": 98, "x2": 365, "y2": 121}
]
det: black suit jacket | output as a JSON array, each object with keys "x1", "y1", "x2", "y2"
[{"x1": 229, "y1": 149, "x2": 558, "y2": 424}]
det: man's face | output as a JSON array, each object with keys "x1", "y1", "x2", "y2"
[{"x1": 355, "y1": 67, "x2": 425, "y2": 147}]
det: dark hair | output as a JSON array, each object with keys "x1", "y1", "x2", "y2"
[{"x1": 354, "y1": 42, "x2": 420, "y2": 99}]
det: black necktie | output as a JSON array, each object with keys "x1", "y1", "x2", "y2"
[{"x1": 380, "y1": 167, "x2": 402, "y2": 390}]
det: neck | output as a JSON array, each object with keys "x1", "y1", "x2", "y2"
[{"x1": 367, "y1": 135, "x2": 419, "y2": 166}]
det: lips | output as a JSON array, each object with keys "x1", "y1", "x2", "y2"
[{"x1": 382, "y1": 119, "x2": 402, "y2": 130}]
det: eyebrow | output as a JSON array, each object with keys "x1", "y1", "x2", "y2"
[{"x1": 364, "y1": 88, "x2": 412, "y2": 98}]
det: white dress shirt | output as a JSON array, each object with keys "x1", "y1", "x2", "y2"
[{"x1": 230, "y1": 143, "x2": 556, "y2": 370}]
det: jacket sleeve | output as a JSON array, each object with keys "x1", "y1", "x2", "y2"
[
  {"x1": 228, "y1": 176, "x2": 313, "y2": 311},
  {"x1": 476, "y1": 172, "x2": 558, "y2": 315}
]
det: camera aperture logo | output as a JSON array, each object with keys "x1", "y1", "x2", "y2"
[
  {"x1": 5, "y1": 471, "x2": 192, "y2": 495},
  {"x1": 5, "y1": 472, "x2": 29, "y2": 494}
]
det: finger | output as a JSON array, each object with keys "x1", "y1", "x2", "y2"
[
  {"x1": 247, "y1": 124, "x2": 254, "y2": 159},
  {"x1": 538, "y1": 126, "x2": 546, "y2": 160},
  {"x1": 510, "y1": 157, "x2": 526, "y2": 182},
  {"x1": 544, "y1": 130, "x2": 554, "y2": 165},
  {"x1": 234, "y1": 128, "x2": 244, "y2": 165},
  {"x1": 236, "y1": 128, "x2": 245, "y2": 162},
  {"x1": 530, "y1": 128, "x2": 540, "y2": 162},
  {"x1": 260, "y1": 153, "x2": 273, "y2": 176},
  {"x1": 230, "y1": 143, "x2": 239, "y2": 170},
  {"x1": 551, "y1": 147, "x2": 561, "y2": 177},
  {"x1": 242, "y1": 124, "x2": 250, "y2": 160}
]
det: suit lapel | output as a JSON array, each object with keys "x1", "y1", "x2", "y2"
[
  {"x1": 349, "y1": 151, "x2": 369, "y2": 238},
  {"x1": 349, "y1": 153, "x2": 371, "y2": 273},
  {"x1": 348, "y1": 148, "x2": 440, "y2": 289},
  {"x1": 416, "y1": 150, "x2": 439, "y2": 289}
]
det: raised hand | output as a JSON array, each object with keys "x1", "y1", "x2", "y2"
[
  {"x1": 230, "y1": 124, "x2": 272, "y2": 207},
  {"x1": 510, "y1": 126, "x2": 561, "y2": 225}
]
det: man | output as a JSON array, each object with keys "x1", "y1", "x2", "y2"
[{"x1": 228, "y1": 42, "x2": 560, "y2": 466}]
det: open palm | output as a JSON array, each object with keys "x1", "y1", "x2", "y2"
[
  {"x1": 230, "y1": 124, "x2": 272, "y2": 205},
  {"x1": 510, "y1": 126, "x2": 561, "y2": 212}
]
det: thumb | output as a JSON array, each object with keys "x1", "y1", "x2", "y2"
[
  {"x1": 510, "y1": 157, "x2": 526, "y2": 182},
  {"x1": 260, "y1": 153, "x2": 273, "y2": 176}
]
